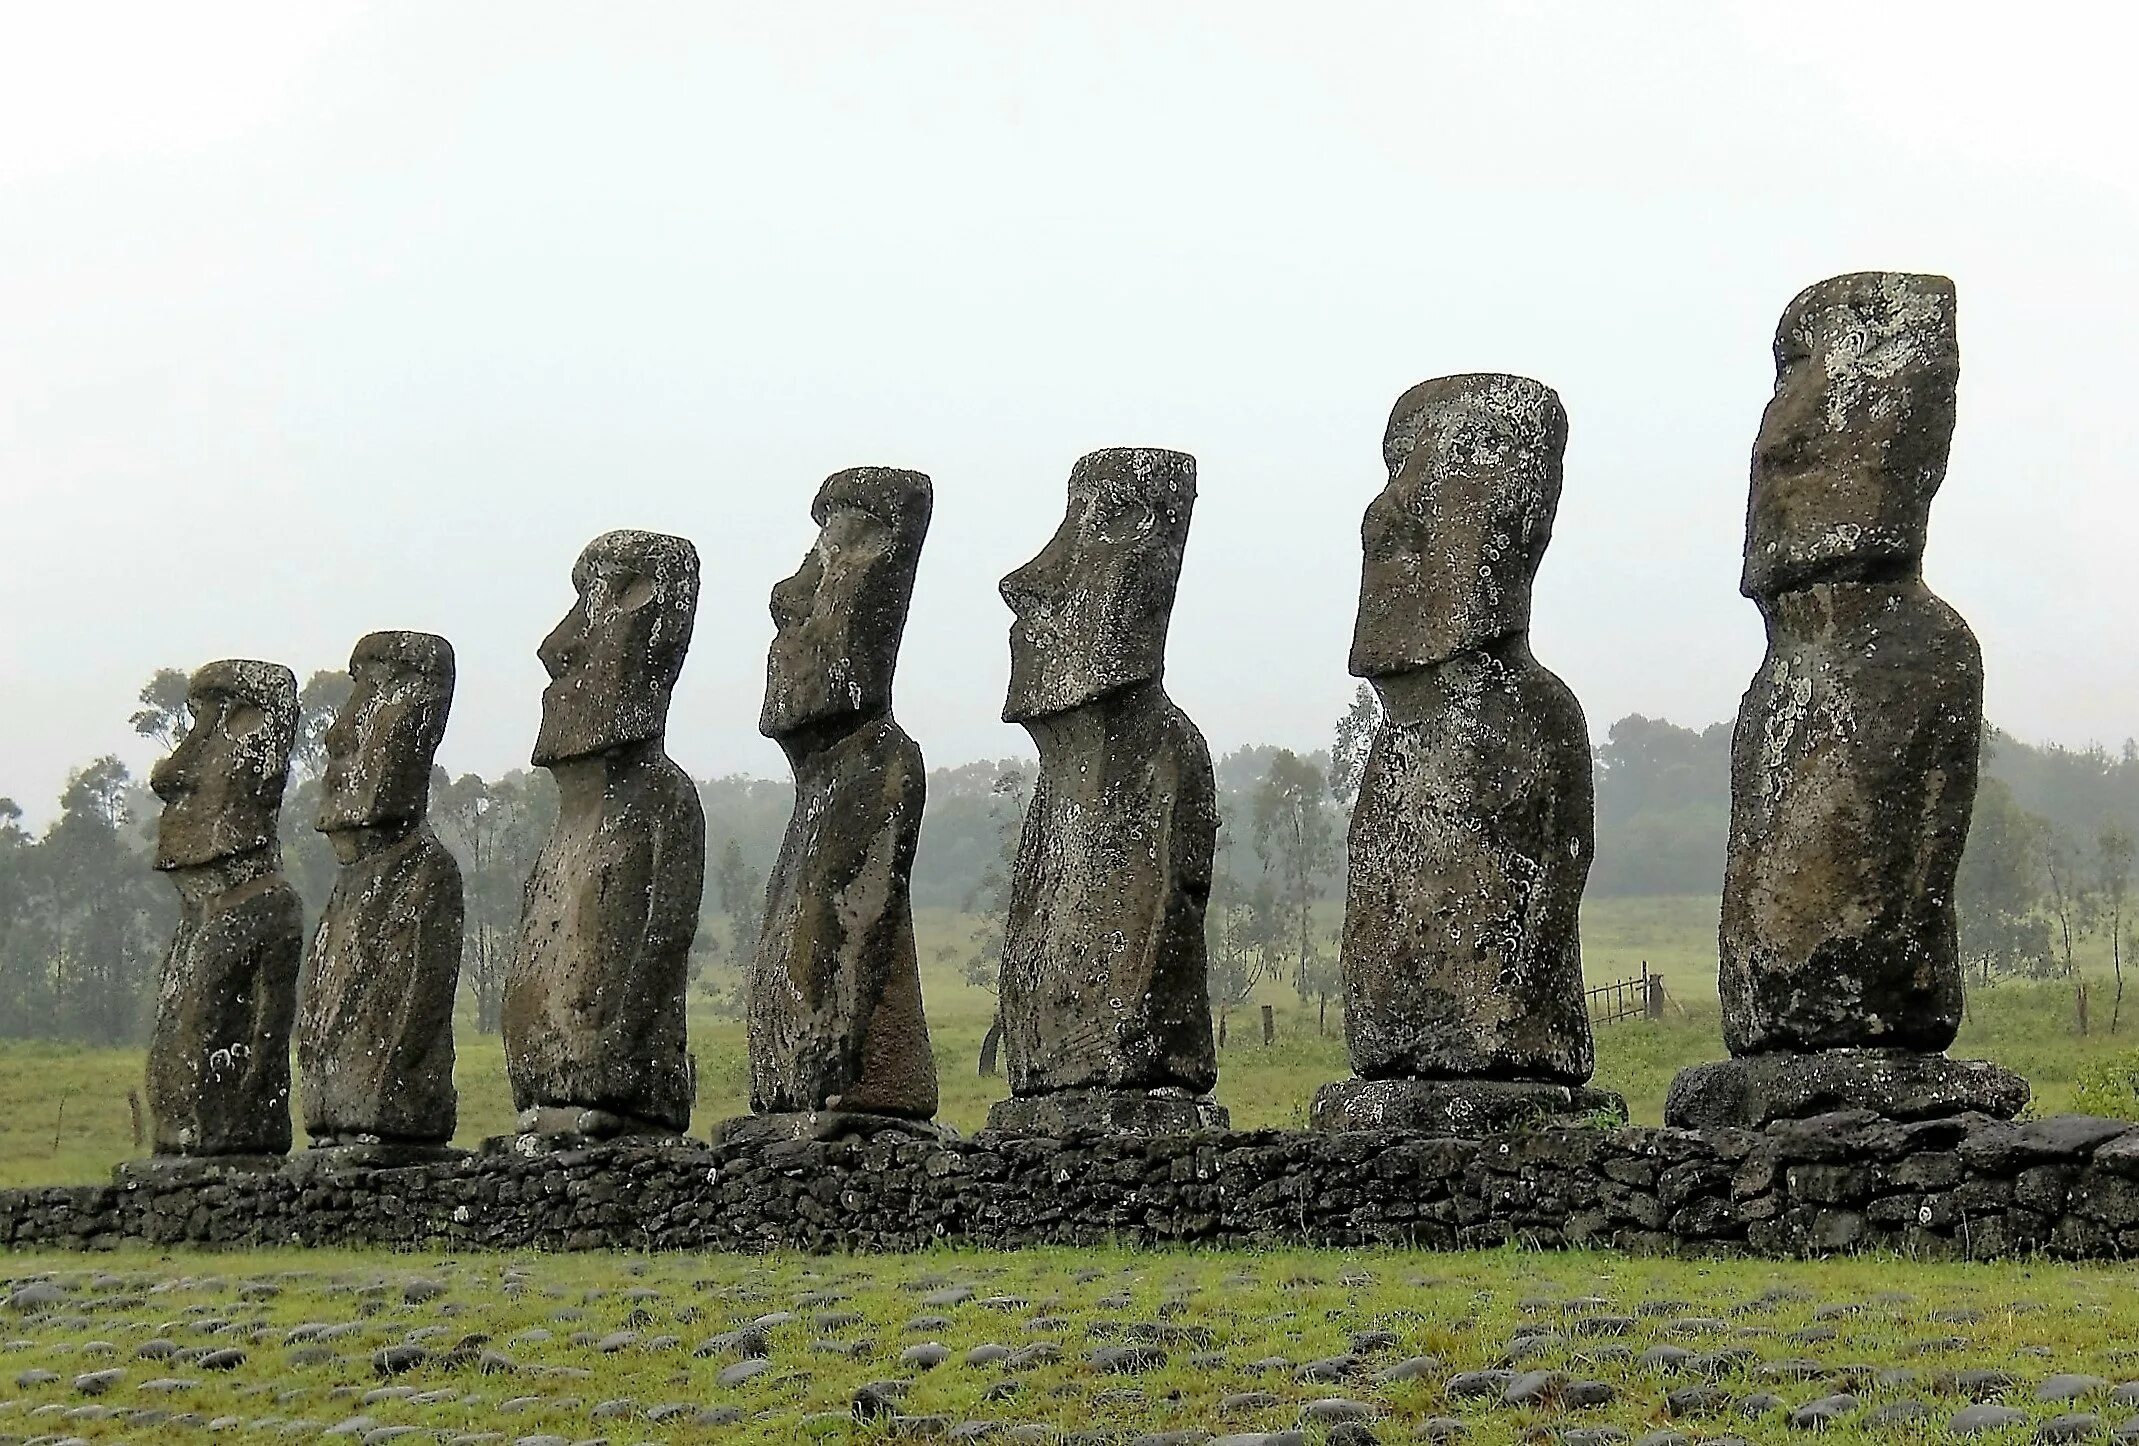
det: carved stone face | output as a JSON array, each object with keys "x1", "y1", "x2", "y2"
[
  {"x1": 1350, "y1": 374, "x2": 1567, "y2": 678},
  {"x1": 532, "y1": 530, "x2": 700, "y2": 766},
  {"x1": 1744, "y1": 271, "x2": 1958, "y2": 599},
  {"x1": 318, "y1": 631, "x2": 455, "y2": 839},
  {"x1": 1000, "y1": 448, "x2": 1195, "y2": 723},
  {"x1": 150, "y1": 659, "x2": 298, "y2": 871},
  {"x1": 761, "y1": 468, "x2": 932, "y2": 740}
]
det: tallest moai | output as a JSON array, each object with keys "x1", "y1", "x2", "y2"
[{"x1": 1668, "y1": 272, "x2": 2027, "y2": 1127}]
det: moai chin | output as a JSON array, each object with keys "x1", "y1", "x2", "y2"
[
  {"x1": 137, "y1": 659, "x2": 305, "y2": 1171},
  {"x1": 720, "y1": 468, "x2": 941, "y2": 1145},
  {"x1": 502, "y1": 530, "x2": 706, "y2": 1142},
  {"x1": 985, "y1": 447, "x2": 1227, "y2": 1136},
  {"x1": 295, "y1": 631, "x2": 465, "y2": 1165},
  {"x1": 1312, "y1": 374, "x2": 1624, "y2": 1134},
  {"x1": 1666, "y1": 273, "x2": 2029, "y2": 1128}
]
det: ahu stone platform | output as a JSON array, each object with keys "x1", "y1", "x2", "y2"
[{"x1": 7, "y1": 1112, "x2": 2138, "y2": 1261}]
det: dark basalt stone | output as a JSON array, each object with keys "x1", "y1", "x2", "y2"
[
  {"x1": 504, "y1": 531, "x2": 705, "y2": 1139},
  {"x1": 1665, "y1": 1050, "x2": 2026, "y2": 1128},
  {"x1": 298, "y1": 632, "x2": 463, "y2": 1147},
  {"x1": 984, "y1": 1087, "x2": 1229, "y2": 1137},
  {"x1": 712, "y1": 1110, "x2": 950, "y2": 1147},
  {"x1": 1311, "y1": 1077, "x2": 1628, "y2": 1134},
  {"x1": 1328, "y1": 376, "x2": 1610, "y2": 1116},
  {"x1": 989, "y1": 449, "x2": 1224, "y2": 1133},
  {"x1": 740, "y1": 469, "x2": 938, "y2": 1134},
  {"x1": 142, "y1": 660, "x2": 304, "y2": 1161}
]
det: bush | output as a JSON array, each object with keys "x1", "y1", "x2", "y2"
[{"x1": 2071, "y1": 1048, "x2": 2139, "y2": 1118}]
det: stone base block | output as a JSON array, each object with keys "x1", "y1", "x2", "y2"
[
  {"x1": 1664, "y1": 1050, "x2": 2030, "y2": 1128},
  {"x1": 286, "y1": 1141, "x2": 464, "y2": 1178},
  {"x1": 984, "y1": 1087, "x2": 1229, "y2": 1136},
  {"x1": 512, "y1": 1104, "x2": 682, "y2": 1141},
  {"x1": 1311, "y1": 1077, "x2": 1628, "y2": 1134},
  {"x1": 711, "y1": 1111, "x2": 952, "y2": 1147},
  {"x1": 112, "y1": 1154, "x2": 287, "y2": 1188}
]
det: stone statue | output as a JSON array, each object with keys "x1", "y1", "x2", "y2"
[
  {"x1": 503, "y1": 530, "x2": 706, "y2": 1141},
  {"x1": 720, "y1": 468, "x2": 940, "y2": 1144},
  {"x1": 140, "y1": 660, "x2": 304, "y2": 1166},
  {"x1": 1667, "y1": 272, "x2": 2028, "y2": 1127},
  {"x1": 295, "y1": 631, "x2": 464, "y2": 1163},
  {"x1": 986, "y1": 448, "x2": 1226, "y2": 1135},
  {"x1": 1313, "y1": 375, "x2": 1623, "y2": 1133}
]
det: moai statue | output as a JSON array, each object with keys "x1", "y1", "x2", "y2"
[
  {"x1": 719, "y1": 469, "x2": 941, "y2": 1145},
  {"x1": 135, "y1": 660, "x2": 304, "y2": 1173},
  {"x1": 986, "y1": 448, "x2": 1227, "y2": 1135},
  {"x1": 1666, "y1": 273, "x2": 2028, "y2": 1127},
  {"x1": 1312, "y1": 375, "x2": 1624, "y2": 1133},
  {"x1": 502, "y1": 530, "x2": 706, "y2": 1142},
  {"x1": 295, "y1": 632, "x2": 464, "y2": 1165}
]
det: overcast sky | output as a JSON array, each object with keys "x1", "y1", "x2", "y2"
[{"x1": 4, "y1": 3, "x2": 2136, "y2": 822}]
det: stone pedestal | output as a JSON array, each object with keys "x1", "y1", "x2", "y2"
[
  {"x1": 985, "y1": 1087, "x2": 1228, "y2": 1136},
  {"x1": 113, "y1": 1154, "x2": 286, "y2": 1189},
  {"x1": 284, "y1": 1141, "x2": 467, "y2": 1178},
  {"x1": 1664, "y1": 1050, "x2": 2027, "y2": 1129},
  {"x1": 711, "y1": 1110, "x2": 952, "y2": 1147},
  {"x1": 1311, "y1": 1077, "x2": 1625, "y2": 1134}
]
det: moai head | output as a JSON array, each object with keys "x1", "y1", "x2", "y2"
[
  {"x1": 532, "y1": 530, "x2": 700, "y2": 766},
  {"x1": 1000, "y1": 448, "x2": 1196, "y2": 723},
  {"x1": 317, "y1": 631, "x2": 455, "y2": 849},
  {"x1": 760, "y1": 468, "x2": 932, "y2": 740},
  {"x1": 1350, "y1": 374, "x2": 1568, "y2": 678},
  {"x1": 1743, "y1": 271, "x2": 1959, "y2": 599},
  {"x1": 150, "y1": 659, "x2": 299, "y2": 871}
]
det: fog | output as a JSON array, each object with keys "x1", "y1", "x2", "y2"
[{"x1": 4, "y1": 2, "x2": 2136, "y2": 820}]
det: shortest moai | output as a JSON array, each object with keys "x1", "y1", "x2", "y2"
[
  {"x1": 1313, "y1": 375, "x2": 1624, "y2": 1135},
  {"x1": 720, "y1": 468, "x2": 941, "y2": 1145},
  {"x1": 502, "y1": 530, "x2": 706, "y2": 1144},
  {"x1": 1666, "y1": 272, "x2": 2028, "y2": 1128},
  {"x1": 133, "y1": 660, "x2": 305, "y2": 1178},
  {"x1": 295, "y1": 631, "x2": 465, "y2": 1167},
  {"x1": 987, "y1": 447, "x2": 1227, "y2": 1136}
]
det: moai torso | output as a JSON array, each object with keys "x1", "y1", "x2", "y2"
[
  {"x1": 1338, "y1": 375, "x2": 1595, "y2": 1085},
  {"x1": 748, "y1": 467, "x2": 939, "y2": 1121},
  {"x1": 146, "y1": 660, "x2": 304, "y2": 1157},
  {"x1": 995, "y1": 448, "x2": 1219, "y2": 1101},
  {"x1": 297, "y1": 631, "x2": 464, "y2": 1144},
  {"x1": 1720, "y1": 273, "x2": 1979, "y2": 1055},
  {"x1": 503, "y1": 530, "x2": 705, "y2": 1136},
  {"x1": 1001, "y1": 684, "x2": 1218, "y2": 1095}
]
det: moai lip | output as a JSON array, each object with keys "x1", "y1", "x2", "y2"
[
  {"x1": 142, "y1": 659, "x2": 304, "y2": 1161},
  {"x1": 1325, "y1": 376, "x2": 1608, "y2": 1128},
  {"x1": 738, "y1": 468, "x2": 940, "y2": 1132},
  {"x1": 503, "y1": 530, "x2": 706, "y2": 1140},
  {"x1": 297, "y1": 631, "x2": 465, "y2": 1151},
  {"x1": 987, "y1": 448, "x2": 1226, "y2": 1134}
]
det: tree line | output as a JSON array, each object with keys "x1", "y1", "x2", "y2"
[{"x1": 3, "y1": 674, "x2": 2134, "y2": 1046}]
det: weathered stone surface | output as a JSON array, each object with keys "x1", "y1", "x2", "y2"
[
  {"x1": 1312, "y1": 1078, "x2": 1627, "y2": 1134},
  {"x1": 504, "y1": 531, "x2": 705, "y2": 1138},
  {"x1": 984, "y1": 1087, "x2": 1228, "y2": 1137},
  {"x1": 298, "y1": 631, "x2": 464, "y2": 1147},
  {"x1": 1664, "y1": 1051, "x2": 2027, "y2": 1129},
  {"x1": 144, "y1": 660, "x2": 304, "y2": 1159},
  {"x1": 1715, "y1": 272, "x2": 1984, "y2": 1072},
  {"x1": 990, "y1": 448, "x2": 1223, "y2": 1131},
  {"x1": 743, "y1": 468, "x2": 937, "y2": 1129},
  {"x1": 1333, "y1": 375, "x2": 1603, "y2": 1099}
]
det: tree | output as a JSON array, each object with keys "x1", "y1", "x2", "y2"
[
  {"x1": 1252, "y1": 749, "x2": 1337, "y2": 1022},
  {"x1": 696, "y1": 837, "x2": 763, "y2": 1020},
  {"x1": 1207, "y1": 826, "x2": 1281, "y2": 1044},
  {"x1": 292, "y1": 669, "x2": 354, "y2": 778},
  {"x1": 2041, "y1": 825, "x2": 2098, "y2": 1033},
  {"x1": 2101, "y1": 823, "x2": 2133, "y2": 1034},
  {"x1": 1955, "y1": 777, "x2": 2054, "y2": 985},
  {"x1": 432, "y1": 769, "x2": 556, "y2": 1034},
  {"x1": 128, "y1": 667, "x2": 192, "y2": 750},
  {"x1": 961, "y1": 769, "x2": 1029, "y2": 1075},
  {"x1": 1329, "y1": 684, "x2": 1380, "y2": 806}
]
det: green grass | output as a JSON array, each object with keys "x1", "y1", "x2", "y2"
[
  {"x1": 4, "y1": 897, "x2": 2136, "y2": 1190},
  {"x1": 3, "y1": 1244, "x2": 2137, "y2": 1443}
]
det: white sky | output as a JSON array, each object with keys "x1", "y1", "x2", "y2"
[{"x1": 4, "y1": 2, "x2": 2136, "y2": 822}]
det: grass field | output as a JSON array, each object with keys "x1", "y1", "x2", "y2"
[
  {"x1": 4, "y1": 1244, "x2": 2138, "y2": 1443},
  {"x1": 4, "y1": 897, "x2": 2136, "y2": 1190}
]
